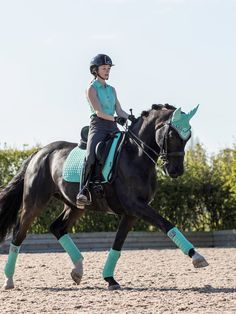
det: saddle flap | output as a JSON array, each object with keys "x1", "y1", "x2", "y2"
[
  {"x1": 95, "y1": 135, "x2": 114, "y2": 164},
  {"x1": 101, "y1": 132, "x2": 123, "y2": 181}
]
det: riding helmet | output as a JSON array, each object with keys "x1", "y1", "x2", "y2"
[{"x1": 90, "y1": 54, "x2": 114, "y2": 75}]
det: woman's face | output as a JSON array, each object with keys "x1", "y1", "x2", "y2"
[{"x1": 98, "y1": 65, "x2": 111, "y2": 80}]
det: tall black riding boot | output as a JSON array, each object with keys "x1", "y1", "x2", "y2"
[{"x1": 76, "y1": 161, "x2": 92, "y2": 206}]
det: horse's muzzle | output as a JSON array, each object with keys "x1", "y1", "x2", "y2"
[{"x1": 164, "y1": 164, "x2": 184, "y2": 178}]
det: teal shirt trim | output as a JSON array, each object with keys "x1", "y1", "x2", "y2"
[{"x1": 89, "y1": 80, "x2": 116, "y2": 116}]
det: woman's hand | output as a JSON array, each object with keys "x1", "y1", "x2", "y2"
[
  {"x1": 114, "y1": 116, "x2": 127, "y2": 126},
  {"x1": 128, "y1": 114, "x2": 137, "y2": 123}
]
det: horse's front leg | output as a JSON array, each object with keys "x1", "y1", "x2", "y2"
[
  {"x1": 50, "y1": 204, "x2": 85, "y2": 285},
  {"x1": 103, "y1": 215, "x2": 137, "y2": 290},
  {"x1": 132, "y1": 201, "x2": 208, "y2": 268}
]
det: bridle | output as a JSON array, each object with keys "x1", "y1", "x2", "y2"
[
  {"x1": 127, "y1": 120, "x2": 188, "y2": 165},
  {"x1": 156, "y1": 121, "x2": 188, "y2": 160}
]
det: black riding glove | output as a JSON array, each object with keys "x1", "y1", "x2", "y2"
[
  {"x1": 128, "y1": 114, "x2": 137, "y2": 123},
  {"x1": 114, "y1": 116, "x2": 127, "y2": 126}
]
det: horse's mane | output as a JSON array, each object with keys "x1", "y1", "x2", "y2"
[{"x1": 141, "y1": 103, "x2": 176, "y2": 117}]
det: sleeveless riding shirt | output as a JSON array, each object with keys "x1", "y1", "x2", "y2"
[{"x1": 88, "y1": 80, "x2": 116, "y2": 116}]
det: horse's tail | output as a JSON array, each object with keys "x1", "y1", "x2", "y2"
[{"x1": 0, "y1": 152, "x2": 37, "y2": 243}]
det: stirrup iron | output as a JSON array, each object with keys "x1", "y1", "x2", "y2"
[{"x1": 76, "y1": 186, "x2": 92, "y2": 206}]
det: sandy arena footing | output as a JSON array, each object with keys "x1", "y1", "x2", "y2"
[{"x1": 0, "y1": 248, "x2": 235, "y2": 313}]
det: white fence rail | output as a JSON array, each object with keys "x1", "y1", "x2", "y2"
[{"x1": 0, "y1": 230, "x2": 235, "y2": 253}]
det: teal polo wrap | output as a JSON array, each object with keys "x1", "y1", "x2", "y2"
[
  {"x1": 59, "y1": 234, "x2": 83, "y2": 264},
  {"x1": 4, "y1": 243, "x2": 21, "y2": 278},
  {"x1": 167, "y1": 227, "x2": 194, "y2": 255},
  {"x1": 103, "y1": 249, "x2": 121, "y2": 278}
]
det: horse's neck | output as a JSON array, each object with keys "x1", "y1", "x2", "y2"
[
  {"x1": 127, "y1": 118, "x2": 159, "y2": 165},
  {"x1": 131, "y1": 118, "x2": 157, "y2": 149}
]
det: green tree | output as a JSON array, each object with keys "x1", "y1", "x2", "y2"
[
  {"x1": 0, "y1": 143, "x2": 235, "y2": 232},
  {"x1": 152, "y1": 144, "x2": 236, "y2": 231},
  {"x1": 0, "y1": 147, "x2": 39, "y2": 186}
]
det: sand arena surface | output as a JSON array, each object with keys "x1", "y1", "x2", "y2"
[{"x1": 0, "y1": 248, "x2": 235, "y2": 314}]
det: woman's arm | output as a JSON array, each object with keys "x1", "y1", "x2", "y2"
[
  {"x1": 87, "y1": 86, "x2": 115, "y2": 121},
  {"x1": 113, "y1": 88, "x2": 129, "y2": 119}
]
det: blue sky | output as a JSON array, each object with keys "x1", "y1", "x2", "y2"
[{"x1": 0, "y1": 0, "x2": 235, "y2": 154}]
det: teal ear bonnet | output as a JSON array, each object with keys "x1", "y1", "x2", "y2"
[{"x1": 171, "y1": 105, "x2": 199, "y2": 140}]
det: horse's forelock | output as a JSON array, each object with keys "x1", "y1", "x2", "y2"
[{"x1": 151, "y1": 104, "x2": 176, "y2": 123}]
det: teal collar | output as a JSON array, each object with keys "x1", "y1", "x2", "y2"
[{"x1": 93, "y1": 79, "x2": 107, "y2": 88}]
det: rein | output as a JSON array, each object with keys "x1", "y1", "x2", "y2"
[
  {"x1": 127, "y1": 129, "x2": 159, "y2": 164},
  {"x1": 127, "y1": 121, "x2": 185, "y2": 165}
]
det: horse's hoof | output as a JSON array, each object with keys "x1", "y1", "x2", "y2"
[
  {"x1": 2, "y1": 277, "x2": 14, "y2": 290},
  {"x1": 104, "y1": 276, "x2": 121, "y2": 290},
  {"x1": 71, "y1": 269, "x2": 83, "y2": 285},
  {"x1": 108, "y1": 284, "x2": 121, "y2": 291},
  {"x1": 192, "y1": 252, "x2": 209, "y2": 268},
  {"x1": 71, "y1": 258, "x2": 83, "y2": 285}
]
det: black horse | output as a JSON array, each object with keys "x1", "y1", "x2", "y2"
[{"x1": 0, "y1": 104, "x2": 208, "y2": 290}]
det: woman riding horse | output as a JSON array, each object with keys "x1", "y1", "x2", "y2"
[
  {"x1": 76, "y1": 54, "x2": 135, "y2": 206},
  {"x1": 0, "y1": 78, "x2": 208, "y2": 291}
]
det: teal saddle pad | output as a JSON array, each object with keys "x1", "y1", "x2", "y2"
[{"x1": 63, "y1": 132, "x2": 122, "y2": 183}]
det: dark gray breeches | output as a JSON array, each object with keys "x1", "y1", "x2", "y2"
[{"x1": 86, "y1": 116, "x2": 119, "y2": 166}]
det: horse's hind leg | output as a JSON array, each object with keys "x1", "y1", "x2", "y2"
[
  {"x1": 2, "y1": 167, "x2": 55, "y2": 290},
  {"x1": 3, "y1": 199, "x2": 49, "y2": 289},
  {"x1": 49, "y1": 204, "x2": 85, "y2": 285},
  {"x1": 102, "y1": 214, "x2": 137, "y2": 290}
]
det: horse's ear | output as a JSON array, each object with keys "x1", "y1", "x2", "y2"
[
  {"x1": 187, "y1": 104, "x2": 199, "y2": 120},
  {"x1": 171, "y1": 107, "x2": 182, "y2": 121}
]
